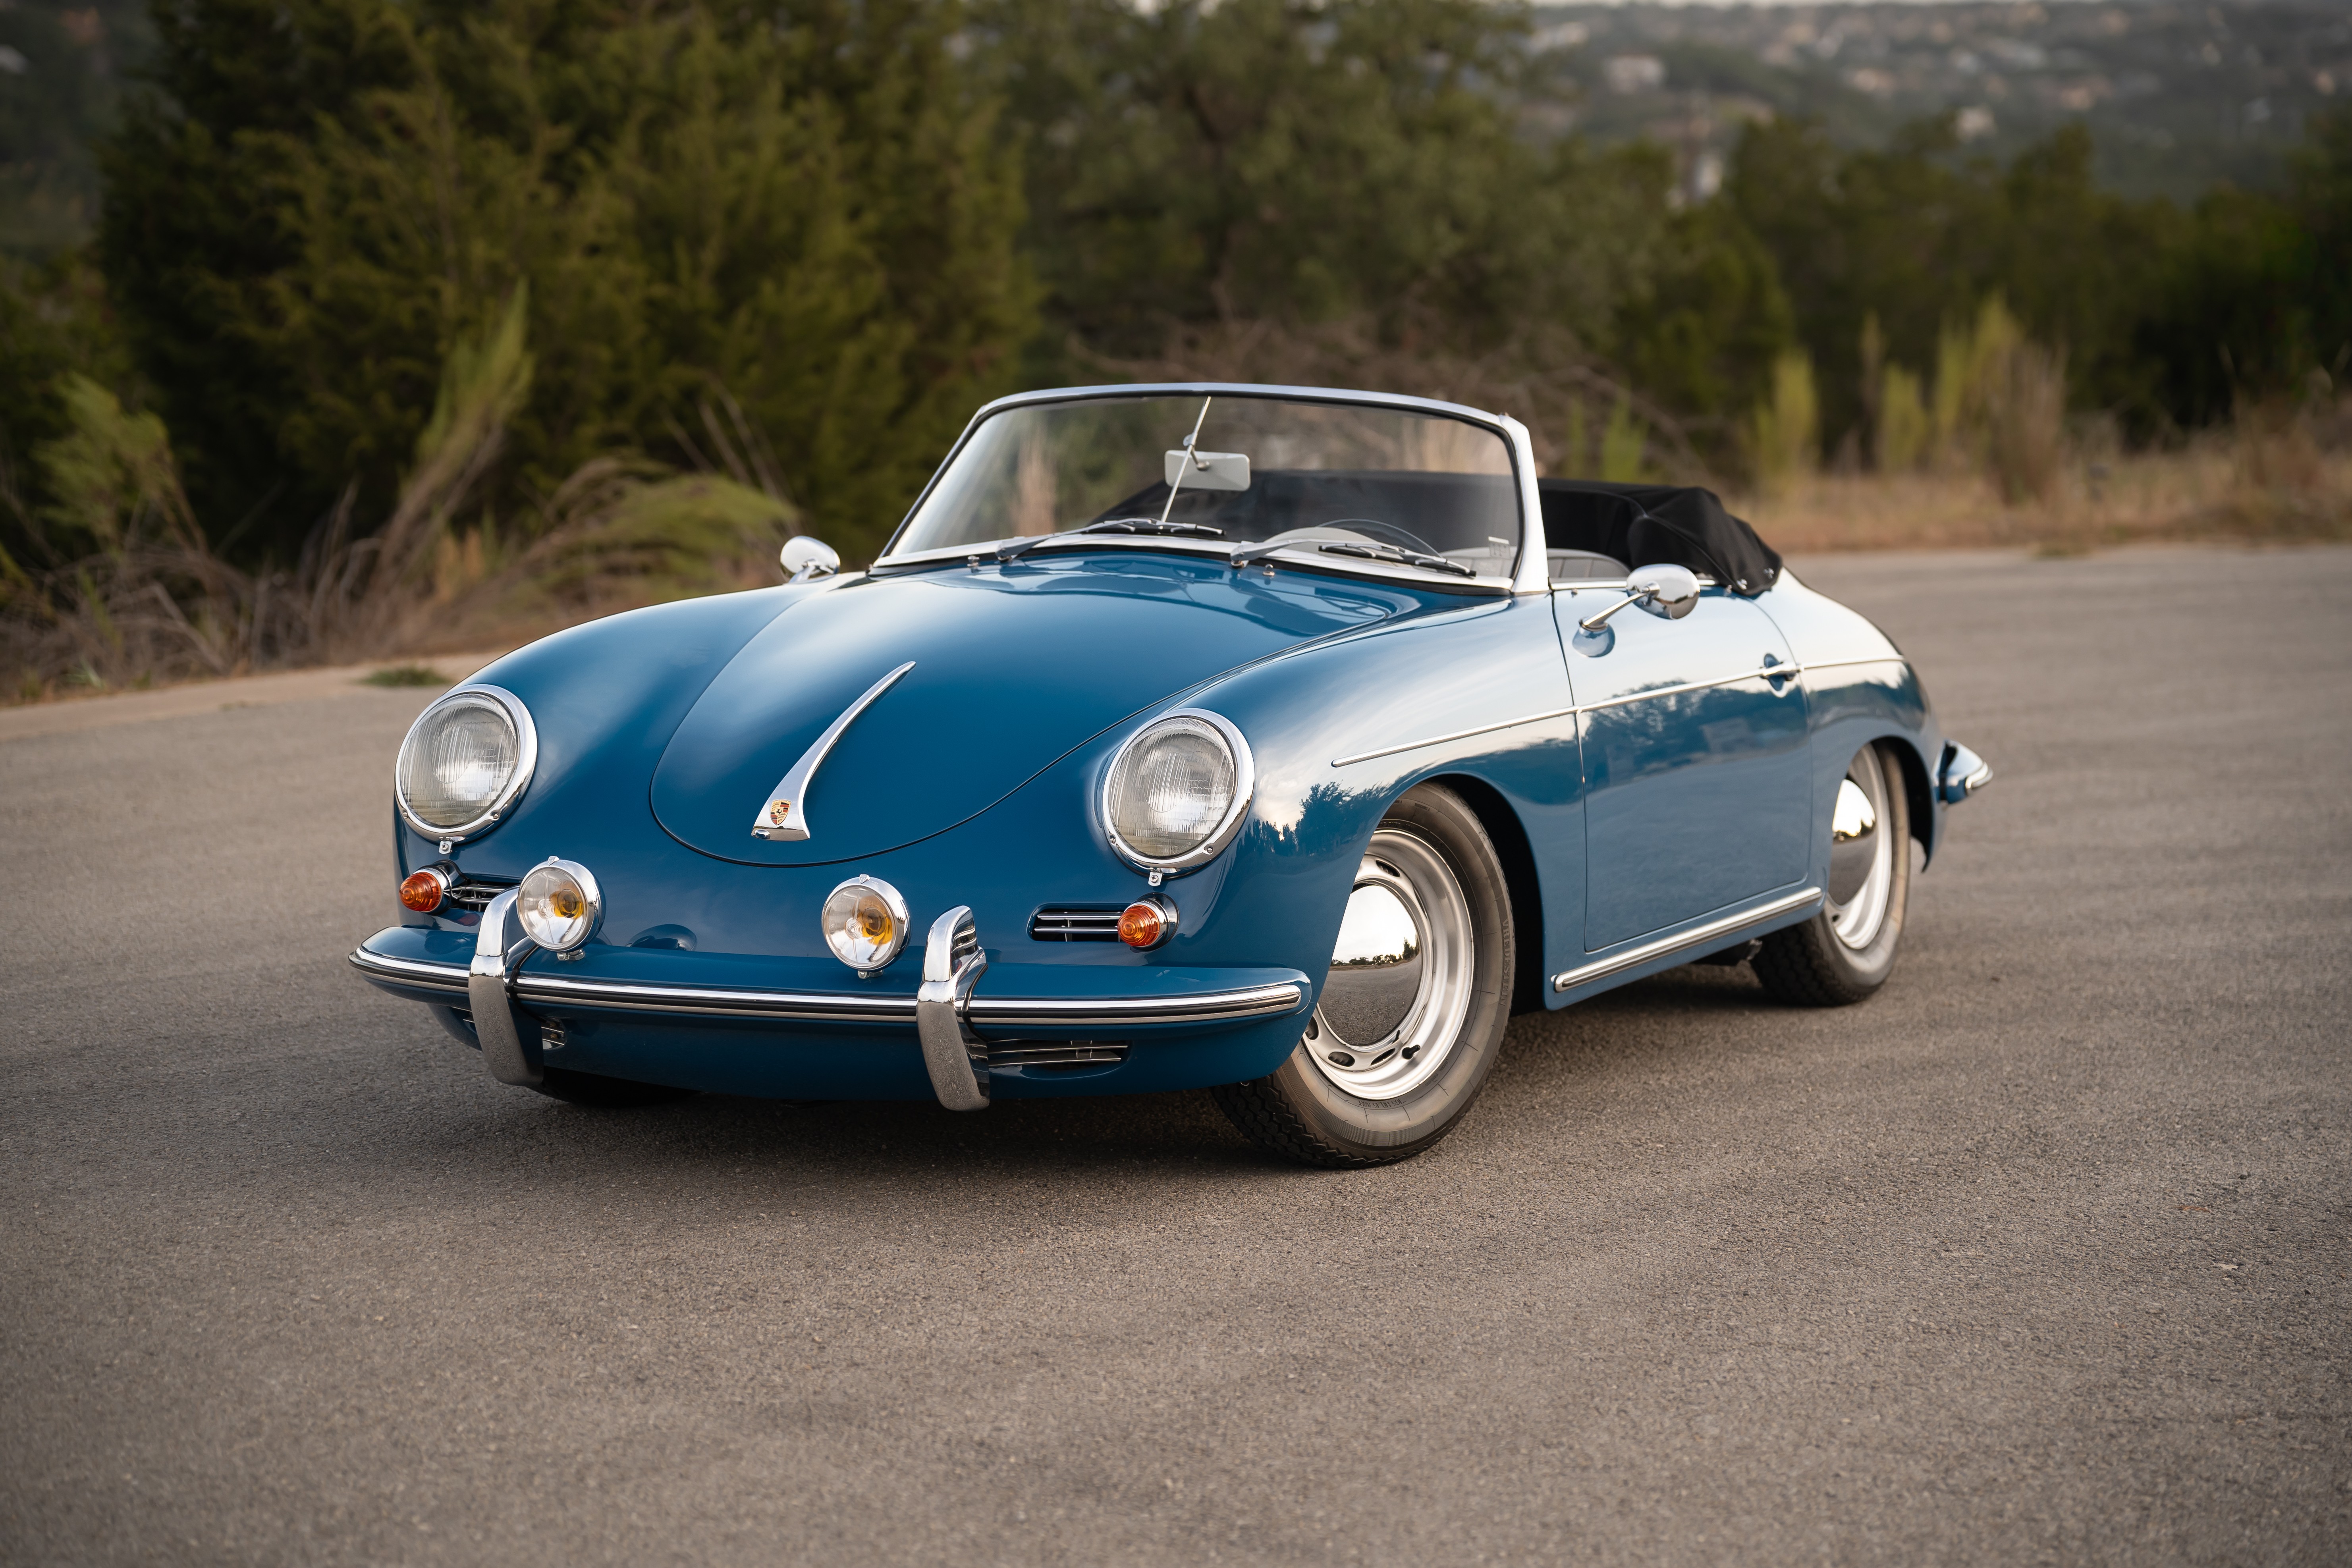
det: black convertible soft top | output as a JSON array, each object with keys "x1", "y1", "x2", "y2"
[{"x1": 1537, "y1": 480, "x2": 1783, "y2": 596}]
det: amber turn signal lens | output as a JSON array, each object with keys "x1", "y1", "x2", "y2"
[
  {"x1": 1117, "y1": 899, "x2": 1175, "y2": 950},
  {"x1": 399, "y1": 868, "x2": 449, "y2": 913}
]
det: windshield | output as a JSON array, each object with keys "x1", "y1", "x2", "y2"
[{"x1": 889, "y1": 393, "x2": 1521, "y2": 576}]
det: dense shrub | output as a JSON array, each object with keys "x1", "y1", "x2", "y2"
[{"x1": 98, "y1": 0, "x2": 1032, "y2": 563}]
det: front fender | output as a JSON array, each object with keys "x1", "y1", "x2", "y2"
[
  {"x1": 395, "y1": 583, "x2": 813, "y2": 875},
  {"x1": 1124, "y1": 590, "x2": 1586, "y2": 1003}
]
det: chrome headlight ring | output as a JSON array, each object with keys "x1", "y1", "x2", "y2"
[
  {"x1": 1098, "y1": 707, "x2": 1256, "y2": 878},
  {"x1": 394, "y1": 683, "x2": 539, "y2": 848}
]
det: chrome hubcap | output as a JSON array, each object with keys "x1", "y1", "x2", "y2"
[
  {"x1": 1304, "y1": 828, "x2": 1474, "y2": 1101},
  {"x1": 1826, "y1": 746, "x2": 1894, "y2": 951}
]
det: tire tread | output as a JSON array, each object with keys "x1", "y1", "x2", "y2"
[
  {"x1": 1751, "y1": 920, "x2": 1869, "y2": 1007},
  {"x1": 1211, "y1": 1079, "x2": 1397, "y2": 1169}
]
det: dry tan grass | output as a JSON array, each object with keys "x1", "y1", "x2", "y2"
[{"x1": 1733, "y1": 442, "x2": 2352, "y2": 556}]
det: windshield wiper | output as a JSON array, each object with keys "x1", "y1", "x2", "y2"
[
  {"x1": 1316, "y1": 541, "x2": 1478, "y2": 578},
  {"x1": 995, "y1": 517, "x2": 1224, "y2": 563}
]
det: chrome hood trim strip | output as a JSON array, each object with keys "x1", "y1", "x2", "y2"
[{"x1": 747, "y1": 659, "x2": 916, "y2": 842}]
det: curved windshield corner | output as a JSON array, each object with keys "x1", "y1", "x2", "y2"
[{"x1": 883, "y1": 392, "x2": 1525, "y2": 580}]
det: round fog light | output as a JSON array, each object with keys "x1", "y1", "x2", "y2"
[
  {"x1": 1117, "y1": 897, "x2": 1177, "y2": 951},
  {"x1": 399, "y1": 867, "x2": 451, "y2": 914},
  {"x1": 822, "y1": 876, "x2": 911, "y2": 973},
  {"x1": 518, "y1": 857, "x2": 602, "y2": 952}
]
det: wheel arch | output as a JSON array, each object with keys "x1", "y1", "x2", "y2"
[
  {"x1": 1420, "y1": 772, "x2": 1546, "y2": 1016},
  {"x1": 1877, "y1": 734, "x2": 1937, "y2": 867}
]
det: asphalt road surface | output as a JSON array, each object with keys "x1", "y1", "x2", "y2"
[{"x1": 4, "y1": 546, "x2": 2347, "y2": 1566}]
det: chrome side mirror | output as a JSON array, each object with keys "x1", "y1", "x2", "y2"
[
  {"x1": 780, "y1": 535, "x2": 840, "y2": 584},
  {"x1": 1577, "y1": 563, "x2": 1702, "y2": 632}
]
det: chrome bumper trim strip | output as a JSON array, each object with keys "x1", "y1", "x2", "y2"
[
  {"x1": 353, "y1": 943, "x2": 1305, "y2": 1029},
  {"x1": 1552, "y1": 886, "x2": 1823, "y2": 993},
  {"x1": 349, "y1": 947, "x2": 470, "y2": 994},
  {"x1": 512, "y1": 972, "x2": 916, "y2": 1023},
  {"x1": 968, "y1": 983, "x2": 1304, "y2": 1028}
]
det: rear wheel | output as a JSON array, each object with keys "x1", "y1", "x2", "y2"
[
  {"x1": 1753, "y1": 741, "x2": 1911, "y2": 1007},
  {"x1": 1213, "y1": 783, "x2": 1513, "y2": 1168}
]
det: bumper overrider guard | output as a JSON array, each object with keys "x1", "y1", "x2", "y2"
[{"x1": 349, "y1": 904, "x2": 1308, "y2": 1108}]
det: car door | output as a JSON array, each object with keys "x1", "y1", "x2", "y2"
[{"x1": 1554, "y1": 582, "x2": 1812, "y2": 951}]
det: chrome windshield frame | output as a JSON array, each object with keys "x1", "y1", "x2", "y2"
[{"x1": 874, "y1": 382, "x2": 1548, "y2": 596}]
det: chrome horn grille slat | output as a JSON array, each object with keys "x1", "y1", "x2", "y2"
[{"x1": 1028, "y1": 907, "x2": 1124, "y2": 941}]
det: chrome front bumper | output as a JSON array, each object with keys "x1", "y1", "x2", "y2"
[
  {"x1": 349, "y1": 910, "x2": 1307, "y2": 1109},
  {"x1": 1938, "y1": 741, "x2": 1993, "y2": 804}
]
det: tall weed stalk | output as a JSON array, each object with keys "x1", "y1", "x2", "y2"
[{"x1": 2, "y1": 290, "x2": 796, "y2": 702}]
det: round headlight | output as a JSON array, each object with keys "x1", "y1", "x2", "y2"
[
  {"x1": 822, "y1": 875, "x2": 911, "y2": 972},
  {"x1": 395, "y1": 685, "x2": 537, "y2": 843},
  {"x1": 1101, "y1": 710, "x2": 1254, "y2": 873},
  {"x1": 518, "y1": 857, "x2": 602, "y2": 952}
]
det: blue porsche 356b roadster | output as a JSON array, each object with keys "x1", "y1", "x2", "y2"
[{"x1": 351, "y1": 383, "x2": 1989, "y2": 1166}]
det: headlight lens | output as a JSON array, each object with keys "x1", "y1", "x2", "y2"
[
  {"x1": 1102, "y1": 711, "x2": 1252, "y2": 870},
  {"x1": 822, "y1": 876, "x2": 911, "y2": 971},
  {"x1": 518, "y1": 858, "x2": 602, "y2": 952},
  {"x1": 396, "y1": 686, "x2": 535, "y2": 839}
]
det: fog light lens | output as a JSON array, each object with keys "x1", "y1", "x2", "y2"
[
  {"x1": 517, "y1": 857, "x2": 602, "y2": 952},
  {"x1": 399, "y1": 868, "x2": 451, "y2": 914},
  {"x1": 822, "y1": 876, "x2": 911, "y2": 972},
  {"x1": 1117, "y1": 897, "x2": 1176, "y2": 951}
]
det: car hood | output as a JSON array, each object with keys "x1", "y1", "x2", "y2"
[{"x1": 650, "y1": 553, "x2": 1399, "y2": 865}]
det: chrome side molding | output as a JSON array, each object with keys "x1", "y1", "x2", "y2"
[
  {"x1": 750, "y1": 660, "x2": 917, "y2": 842},
  {"x1": 1939, "y1": 742, "x2": 1993, "y2": 804},
  {"x1": 1553, "y1": 885, "x2": 1822, "y2": 993},
  {"x1": 916, "y1": 906, "x2": 991, "y2": 1111},
  {"x1": 466, "y1": 889, "x2": 543, "y2": 1086}
]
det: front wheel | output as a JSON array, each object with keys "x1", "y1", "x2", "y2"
[
  {"x1": 1213, "y1": 783, "x2": 1514, "y2": 1168},
  {"x1": 1753, "y1": 740, "x2": 1912, "y2": 1007}
]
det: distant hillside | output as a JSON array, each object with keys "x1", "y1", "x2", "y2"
[
  {"x1": 1527, "y1": 0, "x2": 2343, "y2": 203},
  {"x1": 3, "y1": 1, "x2": 2337, "y2": 259}
]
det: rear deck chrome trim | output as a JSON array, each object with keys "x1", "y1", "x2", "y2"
[{"x1": 1552, "y1": 886, "x2": 1823, "y2": 993}]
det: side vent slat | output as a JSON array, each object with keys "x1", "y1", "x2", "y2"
[
  {"x1": 988, "y1": 1041, "x2": 1129, "y2": 1068},
  {"x1": 1028, "y1": 907, "x2": 1124, "y2": 942},
  {"x1": 445, "y1": 881, "x2": 513, "y2": 912}
]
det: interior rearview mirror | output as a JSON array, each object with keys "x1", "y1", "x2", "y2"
[
  {"x1": 1164, "y1": 449, "x2": 1251, "y2": 492},
  {"x1": 780, "y1": 535, "x2": 840, "y2": 584}
]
